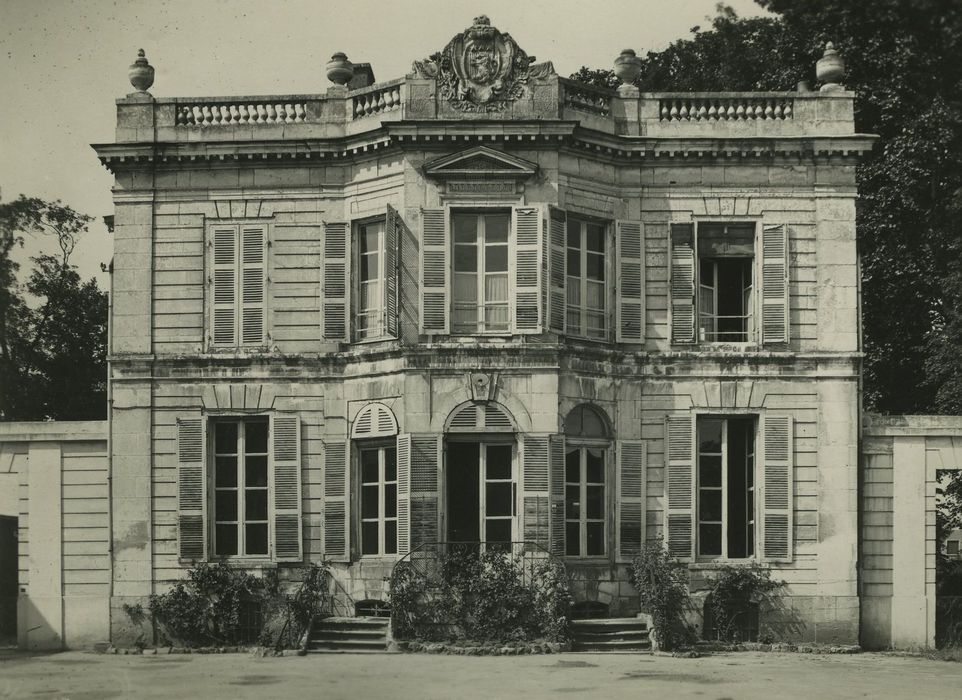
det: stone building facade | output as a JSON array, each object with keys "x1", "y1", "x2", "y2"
[{"x1": 83, "y1": 17, "x2": 881, "y2": 646}]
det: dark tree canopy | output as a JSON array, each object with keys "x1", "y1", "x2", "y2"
[{"x1": 573, "y1": 0, "x2": 962, "y2": 415}]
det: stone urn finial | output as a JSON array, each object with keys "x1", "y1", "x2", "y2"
[
  {"x1": 816, "y1": 41, "x2": 845, "y2": 92},
  {"x1": 128, "y1": 48, "x2": 154, "y2": 94},
  {"x1": 326, "y1": 52, "x2": 354, "y2": 86},
  {"x1": 614, "y1": 49, "x2": 642, "y2": 86}
]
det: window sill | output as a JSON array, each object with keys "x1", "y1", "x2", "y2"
[
  {"x1": 564, "y1": 556, "x2": 611, "y2": 565},
  {"x1": 688, "y1": 560, "x2": 758, "y2": 571},
  {"x1": 208, "y1": 558, "x2": 277, "y2": 569}
]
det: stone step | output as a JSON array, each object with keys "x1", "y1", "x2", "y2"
[
  {"x1": 573, "y1": 628, "x2": 650, "y2": 642},
  {"x1": 572, "y1": 618, "x2": 649, "y2": 633},
  {"x1": 571, "y1": 639, "x2": 652, "y2": 652},
  {"x1": 307, "y1": 639, "x2": 388, "y2": 652},
  {"x1": 313, "y1": 616, "x2": 390, "y2": 631},
  {"x1": 310, "y1": 628, "x2": 388, "y2": 641}
]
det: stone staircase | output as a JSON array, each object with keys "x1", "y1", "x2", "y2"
[
  {"x1": 305, "y1": 616, "x2": 390, "y2": 653},
  {"x1": 571, "y1": 617, "x2": 652, "y2": 652}
]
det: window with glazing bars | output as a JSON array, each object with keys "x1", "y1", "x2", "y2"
[
  {"x1": 212, "y1": 419, "x2": 269, "y2": 557},
  {"x1": 566, "y1": 217, "x2": 606, "y2": 339},
  {"x1": 359, "y1": 444, "x2": 398, "y2": 555},
  {"x1": 452, "y1": 211, "x2": 510, "y2": 333}
]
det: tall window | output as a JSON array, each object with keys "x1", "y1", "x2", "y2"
[
  {"x1": 697, "y1": 416, "x2": 756, "y2": 559},
  {"x1": 210, "y1": 224, "x2": 266, "y2": 347},
  {"x1": 359, "y1": 444, "x2": 398, "y2": 555},
  {"x1": 564, "y1": 405, "x2": 610, "y2": 557},
  {"x1": 452, "y1": 211, "x2": 510, "y2": 334},
  {"x1": 213, "y1": 419, "x2": 269, "y2": 557},
  {"x1": 566, "y1": 218, "x2": 606, "y2": 339},
  {"x1": 697, "y1": 223, "x2": 754, "y2": 343},
  {"x1": 355, "y1": 218, "x2": 386, "y2": 340}
]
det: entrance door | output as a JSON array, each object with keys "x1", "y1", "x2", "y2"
[{"x1": 446, "y1": 441, "x2": 516, "y2": 544}]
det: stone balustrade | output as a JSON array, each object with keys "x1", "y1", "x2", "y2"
[
  {"x1": 175, "y1": 101, "x2": 309, "y2": 126},
  {"x1": 352, "y1": 81, "x2": 403, "y2": 120},
  {"x1": 659, "y1": 96, "x2": 794, "y2": 122},
  {"x1": 559, "y1": 78, "x2": 614, "y2": 117}
]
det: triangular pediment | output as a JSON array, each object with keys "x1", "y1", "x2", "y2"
[{"x1": 422, "y1": 146, "x2": 538, "y2": 179}]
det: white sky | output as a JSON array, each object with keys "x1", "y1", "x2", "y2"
[{"x1": 0, "y1": 0, "x2": 768, "y2": 285}]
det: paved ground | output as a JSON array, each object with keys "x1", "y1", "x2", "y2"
[{"x1": 1, "y1": 649, "x2": 961, "y2": 699}]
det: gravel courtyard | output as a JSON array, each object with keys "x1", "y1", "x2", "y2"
[{"x1": 2, "y1": 650, "x2": 961, "y2": 699}]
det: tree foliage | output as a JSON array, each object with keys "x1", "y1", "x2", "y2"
[
  {"x1": 0, "y1": 195, "x2": 107, "y2": 421},
  {"x1": 573, "y1": 1, "x2": 962, "y2": 414}
]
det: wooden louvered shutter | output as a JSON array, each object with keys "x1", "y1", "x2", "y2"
[
  {"x1": 323, "y1": 440, "x2": 349, "y2": 561},
  {"x1": 669, "y1": 224, "x2": 696, "y2": 344},
  {"x1": 761, "y1": 223, "x2": 789, "y2": 344},
  {"x1": 548, "y1": 434, "x2": 566, "y2": 557},
  {"x1": 240, "y1": 224, "x2": 266, "y2": 345},
  {"x1": 396, "y1": 434, "x2": 411, "y2": 555},
  {"x1": 270, "y1": 413, "x2": 302, "y2": 562},
  {"x1": 761, "y1": 415, "x2": 793, "y2": 562},
  {"x1": 616, "y1": 440, "x2": 646, "y2": 562},
  {"x1": 547, "y1": 207, "x2": 567, "y2": 334},
  {"x1": 410, "y1": 435, "x2": 440, "y2": 550},
  {"x1": 665, "y1": 414, "x2": 694, "y2": 560},
  {"x1": 521, "y1": 435, "x2": 550, "y2": 551},
  {"x1": 385, "y1": 204, "x2": 401, "y2": 338},
  {"x1": 177, "y1": 416, "x2": 207, "y2": 562},
  {"x1": 419, "y1": 208, "x2": 449, "y2": 335},
  {"x1": 211, "y1": 225, "x2": 238, "y2": 346},
  {"x1": 322, "y1": 221, "x2": 350, "y2": 342},
  {"x1": 616, "y1": 220, "x2": 645, "y2": 343},
  {"x1": 511, "y1": 205, "x2": 543, "y2": 333}
]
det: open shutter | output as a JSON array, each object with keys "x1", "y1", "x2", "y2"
[
  {"x1": 522, "y1": 435, "x2": 550, "y2": 551},
  {"x1": 616, "y1": 440, "x2": 646, "y2": 562},
  {"x1": 323, "y1": 440, "x2": 349, "y2": 561},
  {"x1": 322, "y1": 221, "x2": 350, "y2": 343},
  {"x1": 410, "y1": 435, "x2": 440, "y2": 550},
  {"x1": 396, "y1": 434, "x2": 411, "y2": 555},
  {"x1": 240, "y1": 224, "x2": 266, "y2": 345},
  {"x1": 419, "y1": 208, "x2": 449, "y2": 335},
  {"x1": 177, "y1": 416, "x2": 207, "y2": 562},
  {"x1": 385, "y1": 204, "x2": 401, "y2": 338},
  {"x1": 761, "y1": 223, "x2": 789, "y2": 344},
  {"x1": 669, "y1": 224, "x2": 696, "y2": 344},
  {"x1": 511, "y1": 205, "x2": 543, "y2": 333},
  {"x1": 546, "y1": 207, "x2": 567, "y2": 334},
  {"x1": 616, "y1": 220, "x2": 645, "y2": 343},
  {"x1": 548, "y1": 434, "x2": 566, "y2": 557},
  {"x1": 761, "y1": 415, "x2": 793, "y2": 562},
  {"x1": 270, "y1": 413, "x2": 303, "y2": 562},
  {"x1": 211, "y1": 225, "x2": 238, "y2": 346},
  {"x1": 665, "y1": 414, "x2": 694, "y2": 560}
]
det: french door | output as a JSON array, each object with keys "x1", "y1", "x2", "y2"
[{"x1": 446, "y1": 440, "x2": 517, "y2": 544}]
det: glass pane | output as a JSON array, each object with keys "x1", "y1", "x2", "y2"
[
  {"x1": 454, "y1": 245, "x2": 477, "y2": 272},
  {"x1": 362, "y1": 225, "x2": 381, "y2": 254},
  {"x1": 484, "y1": 305, "x2": 509, "y2": 331},
  {"x1": 245, "y1": 455, "x2": 268, "y2": 487},
  {"x1": 567, "y1": 249, "x2": 580, "y2": 277},
  {"x1": 246, "y1": 422, "x2": 268, "y2": 454},
  {"x1": 385, "y1": 448, "x2": 397, "y2": 482},
  {"x1": 586, "y1": 252, "x2": 604, "y2": 281},
  {"x1": 485, "y1": 245, "x2": 508, "y2": 272},
  {"x1": 699, "y1": 489, "x2": 722, "y2": 522},
  {"x1": 586, "y1": 485, "x2": 604, "y2": 520},
  {"x1": 486, "y1": 445, "x2": 512, "y2": 479},
  {"x1": 245, "y1": 523, "x2": 268, "y2": 555},
  {"x1": 245, "y1": 489, "x2": 268, "y2": 521},
  {"x1": 361, "y1": 521, "x2": 379, "y2": 555},
  {"x1": 565, "y1": 522, "x2": 580, "y2": 556},
  {"x1": 586, "y1": 224, "x2": 604, "y2": 253},
  {"x1": 453, "y1": 273, "x2": 478, "y2": 302},
  {"x1": 361, "y1": 253, "x2": 379, "y2": 281},
  {"x1": 586, "y1": 522, "x2": 605, "y2": 556},
  {"x1": 362, "y1": 485, "x2": 379, "y2": 519},
  {"x1": 485, "y1": 274, "x2": 508, "y2": 302},
  {"x1": 567, "y1": 220, "x2": 581, "y2": 248},
  {"x1": 586, "y1": 281, "x2": 604, "y2": 309},
  {"x1": 699, "y1": 419, "x2": 723, "y2": 453},
  {"x1": 215, "y1": 524, "x2": 237, "y2": 556},
  {"x1": 700, "y1": 259, "x2": 715, "y2": 287},
  {"x1": 453, "y1": 214, "x2": 477, "y2": 243},
  {"x1": 385, "y1": 520, "x2": 397, "y2": 555},
  {"x1": 361, "y1": 449, "x2": 379, "y2": 484},
  {"x1": 215, "y1": 490, "x2": 237, "y2": 521},
  {"x1": 565, "y1": 449, "x2": 580, "y2": 483},
  {"x1": 565, "y1": 485, "x2": 580, "y2": 519},
  {"x1": 385, "y1": 484, "x2": 397, "y2": 518},
  {"x1": 699, "y1": 455, "x2": 722, "y2": 488},
  {"x1": 485, "y1": 214, "x2": 509, "y2": 243},
  {"x1": 215, "y1": 422, "x2": 238, "y2": 454},
  {"x1": 586, "y1": 448, "x2": 605, "y2": 483},
  {"x1": 485, "y1": 519, "x2": 511, "y2": 544},
  {"x1": 699, "y1": 524, "x2": 722, "y2": 556},
  {"x1": 216, "y1": 456, "x2": 237, "y2": 487},
  {"x1": 486, "y1": 483, "x2": 512, "y2": 517}
]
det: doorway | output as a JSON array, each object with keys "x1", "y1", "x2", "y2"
[
  {"x1": 0, "y1": 516, "x2": 17, "y2": 646},
  {"x1": 446, "y1": 441, "x2": 516, "y2": 544}
]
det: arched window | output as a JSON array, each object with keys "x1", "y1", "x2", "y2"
[
  {"x1": 352, "y1": 402, "x2": 399, "y2": 557},
  {"x1": 563, "y1": 404, "x2": 612, "y2": 558}
]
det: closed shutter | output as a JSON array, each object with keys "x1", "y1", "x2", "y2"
[
  {"x1": 665, "y1": 414, "x2": 694, "y2": 560},
  {"x1": 322, "y1": 221, "x2": 350, "y2": 342},
  {"x1": 323, "y1": 439, "x2": 350, "y2": 561},
  {"x1": 270, "y1": 413, "x2": 303, "y2": 562},
  {"x1": 616, "y1": 220, "x2": 645, "y2": 343},
  {"x1": 511, "y1": 205, "x2": 543, "y2": 333},
  {"x1": 211, "y1": 225, "x2": 238, "y2": 347},
  {"x1": 419, "y1": 208, "x2": 449, "y2": 335},
  {"x1": 547, "y1": 206, "x2": 567, "y2": 334},
  {"x1": 548, "y1": 434, "x2": 566, "y2": 557},
  {"x1": 385, "y1": 204, "x2": 402, "y2": 338},
  {"x1": 521, "y1": 434, "x2": 550, "y2": 551},
  {"x1": 410, "y1": 435, "x2": 440, "y2": 550},
  {"x1": 616, "y1": 440, "x2": 646, "y2": 562},
  {"x1": 240, "y1": 224, "x2": 266, "y2": 345},
  {"x1": 761, "y1": 223, "x2": 789, "y2": 344},
  {"x1": 396, "y1": 434, "x2": 411, "y2": 555},
  {"x1": 177, "y1": 416, "x2": 207, "y2": 562},
  {"x1": 761, "y1": 414, "x2": 793, "y2": 562},
  {"x1": 669, "y1": 224, "x2": 696, "y2": 344}
]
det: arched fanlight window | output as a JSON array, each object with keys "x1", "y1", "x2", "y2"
[
  {"x1": 444, "y1": 401, "x2": 516, "y2": 433},
  {"x1": 564, "y1": 404, "x2": 611, "y2": 440},
  {"x1": 562, "y1": 404, "x2": 611, "y2": 558},
  {"x1": 351, "y1": 402, "x2": 399, "y2": 439}
]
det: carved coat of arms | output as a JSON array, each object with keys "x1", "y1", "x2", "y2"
[{"x1": 412, "y1": 16, "x2": 555, "y2": 112}]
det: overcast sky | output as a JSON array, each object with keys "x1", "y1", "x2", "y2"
[{"x1": 0, "y1": 0, "x2": 768, "y2": 285}]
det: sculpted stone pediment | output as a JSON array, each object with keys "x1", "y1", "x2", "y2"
[{"x1": 422, "y1": 145, "x2": 538, "y2": 180}]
